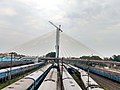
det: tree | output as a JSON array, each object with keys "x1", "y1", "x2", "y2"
[
  {"x1": 46, "y1": 52, "x2": 56, "y2": 58},
  {"x1": 80, "y1": 56, "x2": 91, "y2": 59},
  {"x1": 104, "y1": 57, "x2": 109, "y2": 60},
  {"x1": 80, "y1": 55, "x2": 102, "y2": 60},
  {"x1": 112, "y1": 55, "x2": 120, "y2": 62},
  {"x1": 91, "y1": 56, "x2": 102, "y2": 60}
]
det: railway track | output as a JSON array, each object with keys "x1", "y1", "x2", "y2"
[{"x1": 90, "y1": 73, "x2": 120, "y2": 90}]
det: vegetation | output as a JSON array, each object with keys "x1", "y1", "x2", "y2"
[
  {"x1": 80, "y1": 55, "x2": 102, "y2": 60},
  {"x1": 111, "y1": 55, "x2": 120, "y2": 62},
  {"x1": 80, "y1": 54, "x2": 120, "y2": 62},
  {"x1": 104, "y1": 55, "x2": 120, "y2": 62},
  {"x1": 45, "y1": 52, "x2": 56, "y2": 58}
]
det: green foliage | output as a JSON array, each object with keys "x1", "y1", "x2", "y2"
[
  {"x1": 80, "y1": 55, "x2": 102, "y2": 60},
  {"x1": 112, "y1": 55, "x2": 120, "y2": 62},
  {"x1": 104, "y1": 57, "x2": 110, "y2": 60},
  {"x1": 46, "y1": 52, "x2": 56, "y2": 58},
  {"x1": 91, "y1": 56, "x2": 102, "y2": 60},
  {"x1": 104, "y1": 55, "x2": 120, "y2": 62},
  {"x1": 80, "y1": 56, "x2": 91, "y2": 59}
]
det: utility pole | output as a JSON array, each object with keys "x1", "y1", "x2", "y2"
[
  {"x1": 9, "y1": 52, "x2": 14, "y2": 80},
  {"x1": 87, "y1": 54, "x2": 92, "y2": 90},
  {"x1": 87, "y1": 62, "x2": 90, "y2": 90}
]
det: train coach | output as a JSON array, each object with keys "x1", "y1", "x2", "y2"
[
  {"x1": 80, "y1": 69, "x2": 103, "y2": 90},
  {"x1": 78, "y1": 65, "x2": 120, "y2": 83},
  {"x1": 89, "y1": 67, "x2": 120, "y2": 83},
  {"x1": 0, "y1": 62, "x2": 44, "y2": 82},
  {"x1": 67, "y1": 64, "x2": 104, "y2": 90},
  {"x1": 2, "y1": 63, "x2": 52, "y2": 90},
  {"x1": 38, "y1": 68, "x2": 57, "y2": 90},
  {"x1": 62, "y1": 66, "x2": 82, "y2": 90}
]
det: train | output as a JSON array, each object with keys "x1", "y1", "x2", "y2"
[
  {"x1": 65, "y1": 64, "x2": 104, "y2": 90},
  {"x1": 78, "y1": 65, "x2": 120, "y2": 83},
  {"x1": 2, "y1": 63, "x2": 52, "y2": 90},
  {"x1": 38, "y1": 68, "x2": 57, "y2": 90},
  {"x1": 78, "y1": 68, "x2": 103, "y2": 90},
  {"x1": 0, "y1": 62, "x2": 44, "y2": 82},
  {"x1": 62, "y1": 65, "x2": 82, "y2": 90}
]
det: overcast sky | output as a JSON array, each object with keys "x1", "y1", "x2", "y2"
[{"x1": 0, "y1": 0, "x2": 120, "y2": 57}]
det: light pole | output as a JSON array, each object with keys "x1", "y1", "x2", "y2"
[
  {"x1": 87, "y1": 57, "x2": 90, "y2": 90},
  {"x1": 87, "y1": 54, "x2": 92, "y2": 90},
  {"x1": 9, "y1": 52, "x2": 15, "y2": 80}
]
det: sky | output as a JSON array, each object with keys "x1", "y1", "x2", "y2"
[{"x1": 0, "y1": 0, "x2": 120, "y2": 57}]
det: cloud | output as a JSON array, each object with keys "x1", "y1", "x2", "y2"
[
  {"x1": 0, "y1": 0, "x2": 120, "y2": 57},
  {"x1": 0, "y1": 20, "x2": 12, "y2": 28},
  {"x1": 0, "y1": 7, "x2": 17, "y2": 16}
]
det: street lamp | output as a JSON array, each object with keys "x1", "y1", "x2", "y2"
[
  {"x1": 87, "y1": 57, "x2": 90, "y2": 90},
  {"x1": 87, "y1": 54, "x2": 93, "y2": 90},
  {"x1": 9, "y1": 52, "x2": 15, "y2": 80}
]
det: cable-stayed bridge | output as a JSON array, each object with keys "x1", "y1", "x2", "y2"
[
  {"x1": 8, "y1": 31, "x2": 102, "y2": 58},
  {"x1": 1, "y1": 23, "x2": 120, "y2": 90}
]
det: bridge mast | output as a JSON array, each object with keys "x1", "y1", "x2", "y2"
[{"x1": 49, "y1": 21, "x2": 63, "y2": 66}]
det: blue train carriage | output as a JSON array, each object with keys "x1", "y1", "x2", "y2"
[
  {"x1": 0, "y1": 62, "x2": 44, "y2": 82},
  {"x1": 0, "y1": 68, "x2": 9, "y2": 81},
  {"x1": 78, "y1": 65, "x2": 120, "y2": 83},
  {"x1": 107, "y1": 69, "x2": 120, "y2": 82},
  {"x1": 89, "y1": 67, "x2": 120, "y2": 82},
  {"x1": 2, "y1": 64, "x2": 52, "y2": 90}
]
